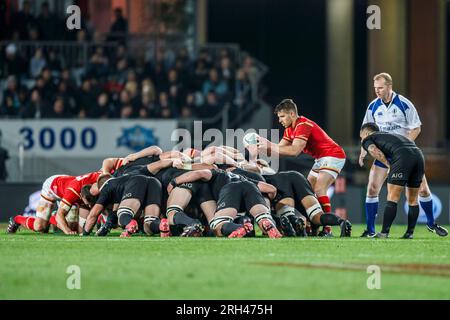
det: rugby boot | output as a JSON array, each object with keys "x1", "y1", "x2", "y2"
[
  {"x1": 159, "y1": 218, "x2": 170, "y2": 238},
  {"x1": 261, "y1": 218, "x2": 282, "y2": 239},
  {"x1": 228, "y1": 222, "x2": 254, "y2": 238},
  {"x1": 7, "y1": 217, "x2": 20, "y2": 234}
]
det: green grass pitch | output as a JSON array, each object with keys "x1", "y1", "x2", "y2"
[{"x1": 1, "y1": 224, "x2": 449, "y2": 300}]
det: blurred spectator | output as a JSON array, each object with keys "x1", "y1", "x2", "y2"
[
  {"x1": 21, "y1": 88, "x2": 47, "y2": 119},
  {"x1": 192, "y1": 59, "x2": 209, "y2": 90},
  {"x1": 30, "y1": 47, "x2": 46, "y2": 78},
  {"x1": 87, "y1": 92, "x2": 115, "y2": 118},
  {"x1": 86, "y1": 47, "x2": 109, "y2": 78},
  {"x1": 46, "y1": 96, "x2": 69, "y2": 118},
  {"x1": 76, "y1": 78, "x2": 95, "y2": 117},
  {"x1": 0, "y1": 129, "x2": 9, "y2": 182},
  {"x1": 197, "y1": 91, "x2": 221, "y2": 118},
  {"x1": 47, "y1": 49, "x2": 63, "y2": 72},
  {"x1": 234, "y1": 68, "x2": 251, "y2": 108},
  {"x1": 138, "y1": 94, "x2": 158, "y2": 118},
  {"x1": 120, "y1": 104, "x2": 134, "y2": 119},
  {"x1": 156, "y1": 91, "x2": 177, "y2": 118},
  {"x1": 218, "y1": 56, "x2": 234, "y2": 88},
  {"x1": 141, "y1": 78, "x2": 156, "y2": 103},
  {"x1": 108, "y1": 8, "x2": 128, "y2": 43},
  {"x1": 167, "y1": 69, "x2": 184, "y2": 109},
  {"x1": 1, "y1": 44, "x2": 27, "y2": 79},
  {"x1": 13, "y1": 0, "x2": 36, "y2": 40},
  {"x1": 28, "y1": 25, "x2": 40, "y2": 41},
  {"x1": 1, "y1": 76, "x2": 22, "y2": 116},
  {"x1": 40, "y1": 67, "x2": 57, "y2": 101},
  {"x1": 37, "y1": 2, "x2": 60, "y2": 41},
  {"x1": 202, "y1": 68, "x2": 228, "y2": 98},
  {"x1": 56, "y1": 81, "x2": 77, "y2": 116},
  {"x1": 115, "y1": 58, "x2": 129, "y2": 85}
]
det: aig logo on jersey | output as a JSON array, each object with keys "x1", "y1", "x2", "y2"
[{"x1": 391, "y1": 172, "x2": 403, "y2": 179}]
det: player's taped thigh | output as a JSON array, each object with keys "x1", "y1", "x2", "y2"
[
  {"x1": 35, "y1": 198, "x2": 56, "y2": 221},
  {"x1": 275, "y1": 205, "x2": 296, "y2": 218},
  {"x1": 66, "y1": 206, "x2": 79, "y2": 223},
  {"x1": 306, "y1": 203, "x2": 322, "y2": 220},
  {"x1": 209, "y1": 216, "x2": 234, "y2": 231},
  {"x1": 117, "y1": 206, "x2": 135, "y2": 227}
]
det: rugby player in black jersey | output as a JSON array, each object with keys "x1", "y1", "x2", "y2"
[
  {"x1": 361, "y1": 123, "x2": 425, "y2": 239},
  {"x1": 81, "y1": 173, "x2": 162, "y2": 237},
  {"x1": 167, "y1": 168, "x2": 282, "y2": 238}
]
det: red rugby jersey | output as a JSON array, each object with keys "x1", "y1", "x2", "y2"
[
  {"x1": 282, "y1": 116, "x2": 346, "y2": 159},
  {"x1": 50, "y1": 171, "x2": 101, "y2": 207}
]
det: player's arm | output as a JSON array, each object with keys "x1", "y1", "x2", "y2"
[
  {"x1": 275, "y1": 138, "x2": 307, "y2": 157},
  {"x1": 257, "y1": 181, "x2": 277, "y2": 200},
  {"x1": 160, "y1": 150, "x2": 191, "y2": 162},
  {"x1": 55, "y1": 204, "x2": 76, "y2": 235},
  {"x1": 101, "y1": 157, "x2": 122, "y2": 174},
  {"x1": 407, "y1": 126, "x2": 421, "y2": 141},
  {"x1": 359, "y1": 147, "x2": 368, "y2": 167},
  {"x1": 83, "y1": 203, "x2": 104, "y2": 235},
  {"x1": 123, "y1": 146, "x2": 163, "y2": 165},
  {"x1": 147, "y1": 158, "x2": 178, "y2": 174},
  {"x1": 366, "y1": 144, "x2": 389, "y2": 167},
  {"x1": 167, "y1": 169, "x2": 213, "y2": 193}
]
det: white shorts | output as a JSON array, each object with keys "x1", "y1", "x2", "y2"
[
  {"x1": 309, "y1": 157, "x2": 346, "y2": 180},
  {"x1": 36, "y1": 175, "x2": 66, "y2": 220}
]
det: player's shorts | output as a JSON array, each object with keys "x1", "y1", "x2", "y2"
[
  {"x1": 196, "y1": 182, "x2": 215, "y2": 204},
  {"x1": 121, "y1": 175, "x2": 149, "y2": 203},
  {"x1": 388, "y1": 148, "x2": 425, "y2": 188},
  {"x1": 309, "y1": 156, "x2": 346, "y2": 179},
  {"x1": 265, "y1": 171, "x2": 314, "y2": 202},
  {"x1": 216, "y1": 181, "x2": 266, "y2": 213},
  {"x1": 40, "y1": 174, "x2": 67, "y2": 203},
  {"x1": 161, "y1": 168, "x2": 201, "y2": 195},
  {"x1": 144, "y1": 177, "x2": 162, "y2": 207},
  {"x1": 36, "y1": 175, "x2": 67, "y2": 220}
]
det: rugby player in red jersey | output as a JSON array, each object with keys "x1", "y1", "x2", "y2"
[
  {"x1": 257, "y1": 99, "x2": 346, "y2": 235},
  {"x1": 7, "y1": 171, "x2": 102, "y2": 235}
]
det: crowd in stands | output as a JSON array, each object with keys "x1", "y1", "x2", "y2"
[{"x1": 0, "y1": 2, "x2": 257, "y2": 120}]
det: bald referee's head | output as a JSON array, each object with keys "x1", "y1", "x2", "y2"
[{"x1": 373, "y1": 73, "x2": 393, "y2": 102}]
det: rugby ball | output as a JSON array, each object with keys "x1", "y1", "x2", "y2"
[{"x1": 243, "y1": 132, "x2": 259, "y2": 148}]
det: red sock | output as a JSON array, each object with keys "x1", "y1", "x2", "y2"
[
  {"x1": 14, "y1": 215, "x2": 27, "y2": 225},
  {"x1": 49, "y1": 215, "x2": 57, "y2": 226},
  {"x1": 24, "y1": 217, "x2": 36, "y2": 231},
  {"x1": 318, "y1": 195, "x2": 332, "y2": 213}
]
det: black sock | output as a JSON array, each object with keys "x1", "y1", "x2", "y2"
[
  {"x1": 150, "y1": 219, "x2": 161, "y2": 234},
  {"x1": 381, "y1": 201, "x2": 397, "y2": 234},
  {"x1": 407, "y1": 205, "x2": 420, "y2": 233},
  {"x1": 173, "y1": 211, "x2": 199, "y2": 226},
  {"x1": 319, "y1": 213, "x2": 342, "y2": 226},
  {"x1": 221, "y1": 222, "x2": 242, "y2": 236},
  {"x1": 106, "y1": 211, "x2": 118, "y2": 227},
  {"x1": 118, "y1": 209, "x2": 134, "y2": 227}
]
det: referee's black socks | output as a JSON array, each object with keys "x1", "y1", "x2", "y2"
[{"x1": 381, "y1": 201, "x2": 397, "y2": 234}]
